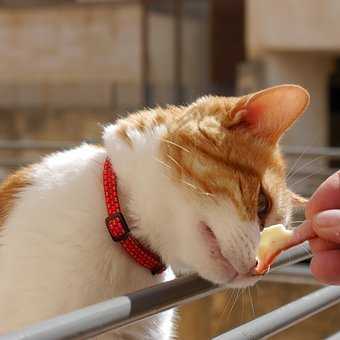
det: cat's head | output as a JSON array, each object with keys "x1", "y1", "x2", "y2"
[{"x1": 104, "y1": 84, "x2": 309, "y2": 287}]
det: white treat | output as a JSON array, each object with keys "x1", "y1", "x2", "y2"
[{"x1": 256, "y1": 224, "x2": 293, "y2": 274}]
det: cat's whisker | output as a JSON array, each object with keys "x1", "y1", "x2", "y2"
[
  {"x1": 243, "y1": 289, "x2": 249, "y2": 321},
  {"x1": 181, "y1": 180, "x2": 197, "y2": 190},
  {"x1": 241, "y1": 289, "x2": 245, "y2": 321},
  {"x1": 180, "y1": 180, "x2": 207, "y2": 196},
  {"x1": 160, "y1": 138, "x2": 191, "y2": 153},
  {"x1": 156, "y1": 159, "x2": 212, "y2": 198},
  {"x1": 166, "y1": 154, "x2": 185, "y2": 172},
  {"x1": 218, "y1": 289, "x2": 236, "y2": 325},
  {"x1": 248, "y1": 287, "x2": 256, "y2": 318},
  {"x1": 153, "y1": 157, "x2": 172, "y2": 170},
  {"x1": 289, "y1": 220, "x2": 305, "y2": 224},
  {"x1": 286, "y1": 145, "x2": 311, "y2": 179},
  {"x1": 288, "y1": 167, "x2": 325, "y2": 189},
  {"x1": 163, "y1": 154, "x2": 216, "y2": 198},
  {"x1": 287, "y1": 155, "x2": 325, "y2": 181},
  {"x1": 226, "y1": 288, "x2": 241, "y2": 320}
]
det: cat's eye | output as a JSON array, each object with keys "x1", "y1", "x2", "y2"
[{"x1": 258, "y1": 189, "x2": 271, "y2": 230}]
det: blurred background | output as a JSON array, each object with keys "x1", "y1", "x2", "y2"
[{"x1": 0, "y1": 0, "x2": 340, "y2": 339}]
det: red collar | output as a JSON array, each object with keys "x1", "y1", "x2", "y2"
[{"x1": 103, "y1": 158, "x2": 166, "y2": 275}]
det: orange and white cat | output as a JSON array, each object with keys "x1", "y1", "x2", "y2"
[{"x1": 0, "y1": 84, "x2": 309, "y2": 339}]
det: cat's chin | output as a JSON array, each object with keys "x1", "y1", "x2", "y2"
[
  {"x1": 226, "y1": 274, "x2": 261, "y2": 288},
  {"x1": 196, "y1": 269, "x2": 261, "y2": 288}
]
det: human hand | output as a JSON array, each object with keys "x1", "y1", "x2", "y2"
[{"x1": 296, "y1": 171, "x2": 340, "y2": 284}]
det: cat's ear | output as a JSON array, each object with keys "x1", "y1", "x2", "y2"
[{"x1": 230, "y1": 84, "x2": 310, "y2": 144}]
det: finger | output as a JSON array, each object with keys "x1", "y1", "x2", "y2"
[
  {"x1": 309, "y1": 237, "x2": 340, "y2": 252},
  {"x1": 310, "y1": 250, "x2": 340, "y2": 285},
  {"x1": 312, "y1": 209, "x2": 340, "y2": 243},
  {"x1": 291, "y1": 220, "x2": 315, "y2": 244},
  {"x1": 305, "y1": 171, "x2": 340, "y2": 219}
]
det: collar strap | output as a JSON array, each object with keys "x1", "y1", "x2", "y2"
[{"x1": 103, "y1": 158, "x2": 166, "y2": 275}]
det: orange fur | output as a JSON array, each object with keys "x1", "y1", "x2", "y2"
[
  {"x1": 114, "y1": 85, "x2": 309, "y2": 225},
  {"x1": 0, "y1": 167, "x2": 32, "y2": 228}
]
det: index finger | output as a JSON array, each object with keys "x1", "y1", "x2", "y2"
[{"x1": 305, "y1": 171, "x2": 340, "y2": 219}]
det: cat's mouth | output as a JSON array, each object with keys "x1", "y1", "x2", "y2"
[{"x1": 199, "y1": 222, "x2": 238, "y2": 280}]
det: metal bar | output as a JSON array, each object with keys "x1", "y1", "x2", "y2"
[
  {"x1": 270, "y1": 242, "x2": 311, "y2": 271},
  {"x1": 0, "y1": 141, "x2": 339, "y2": 158},
  {"x1": 0, "y1": 140, "x2": 79, "y2": 150},
  {"x1": 213, "y1": 286, "x2": 340, "y2": 340},
  {"x1": 1, "y1": 244, "x2": 311, "y2": 340},
  {"x1": 263, "y1": 264, "x2": 320, "y2": 286},
  {"x1": 282, "y1": 145, "x2": 340, "y2": 159},
  {"x1": 0, "y1": 297, "x2": 131, "y2": 340},
  {"x1": 326, "y1": 331, "x2": 340, "y2": 340}
]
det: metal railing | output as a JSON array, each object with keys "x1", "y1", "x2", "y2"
[
  {"x1": 1, "y1": 244, "x2": 312, "y2": 340},
  {"x1": 0, "y1": 140, "x2": 79, "y2": 151},
  {"x1": 214, "y1": 286, "x2": 340, "y2": 340},
  {"x1": 327, "y1": 331, "x2": 340, "y2": 340},
  {"x1": 0, "y1": 140, "x2": 339, "y2": 156}
]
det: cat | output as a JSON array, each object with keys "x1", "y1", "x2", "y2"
[{"x1": 0, "y1": 84, "x2": 309, "y2": 339}]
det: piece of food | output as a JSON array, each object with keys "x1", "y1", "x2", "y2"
[
  {"x1": 254, "y1": 221, "x2": 317, "y2": 275},
  {"x1": 254, "y1": 224, "x2": 294, "y2": 275}
]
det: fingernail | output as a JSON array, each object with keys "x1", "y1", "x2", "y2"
[{"x1": 314, "y1": 210, "x2": 340, "y2": 229}]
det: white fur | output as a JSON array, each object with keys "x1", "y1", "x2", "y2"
[
  {"x1": 0, "y1": 144, "x2": 174, "y2": 339},
  {"x1": 0, "y1": 118, "x2": 266, "y2": 338}
]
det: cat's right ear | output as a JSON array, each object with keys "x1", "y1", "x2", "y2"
[{"x1": 230, "y1": 84, "x2": 310, "y2": 144}]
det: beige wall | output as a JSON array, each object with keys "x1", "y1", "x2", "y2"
[
  {"x1": 245, "y1": 0, "x2": 339, "y2": 147},
  {"x1": 0, "y1": 5, "x2": 209, "y2": 109},
  {"x1": 265, "y1": 52, "x2": 332, "y2": 147},
  {"x1": 0, "y1": 5, "x2": 143, "y2": 109},
  {"x1": 0, "y1": 6, "x2": 142, "y2": 83},
  {"x1": 247, "y1": 0, "x2": 340, "y2": 58}
]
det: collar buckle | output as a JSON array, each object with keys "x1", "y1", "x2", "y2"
[{"x1": 105, "y1": 212, "x2": 130, "y2": 242}]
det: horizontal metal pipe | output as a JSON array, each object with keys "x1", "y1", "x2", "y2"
[
  {"x1": 263, "y1": 264, "x2": 320, "y2": 286},
  {"x1": 326, "y1": 331, "x2": 340, "y2": 340},
  {"x1": 270, "y1": 242, "x2": 311, "y2": 270},
  {"x1": 282, "y1": 145, "x2": 340, "y2": 159},
  {"x1": 0, "y1": 244, "x2": 311, "y2": 340},
  {"x1": 214, "y1": 286, "x2": 340, "y2": 340},
  {"x1": 0, "y1": 140, "x2": 79, "y2": 150},
  {"x1": 0, "y1": 141, "x2": 339, "y2": 159}
]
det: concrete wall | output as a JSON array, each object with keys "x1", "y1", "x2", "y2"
[
  {"x1": 247, "y1": 0, "x2": 340, "y2": 58},
  {"x1": 0, "y1": 5, "x2": 143, "y2": 109},
  {"x1": 0, "y1": 6, "x2": 142, "y2": 82},
  {"x1": 245, "y1": 0, "x2": 340, "y2": 148},
  {"x1": 265, "y1": 53, "x2": 332, "y2": 147},
  {"x1": 0, "y1": 4, "x2": 209, "y2": 110}
]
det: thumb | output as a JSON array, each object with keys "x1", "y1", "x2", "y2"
[{"x1": 312, "y1": 209, "x2": 340, "y2": 244}]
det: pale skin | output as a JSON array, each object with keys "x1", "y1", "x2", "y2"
[{"x1": 296, "y1": 171, "x2": 340, "y2": 285}]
